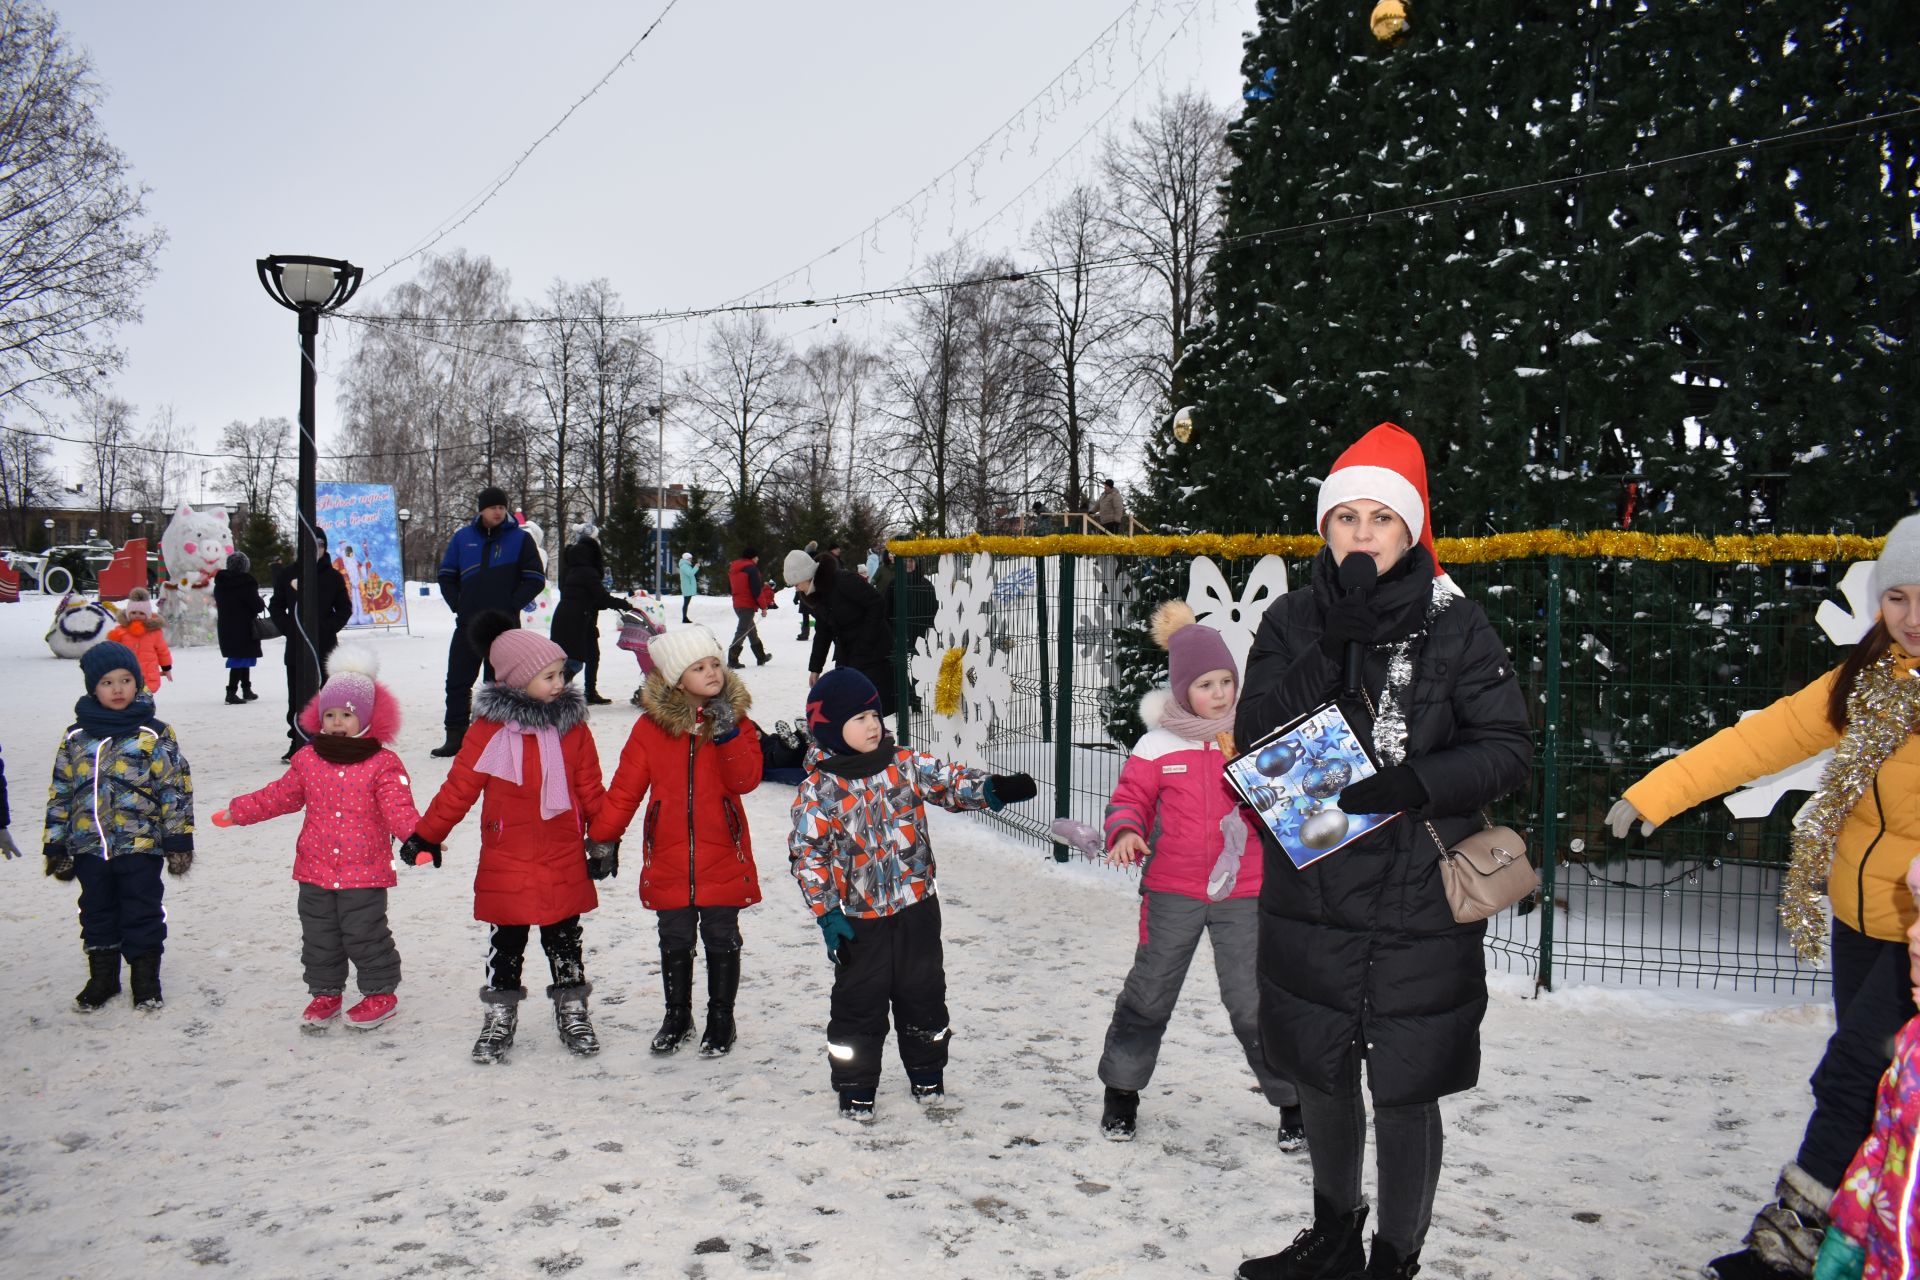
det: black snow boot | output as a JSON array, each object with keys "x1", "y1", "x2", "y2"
[
  {"x1": 549, "y1": 982, "x2": 600, "y2": 1057},
  {"x1": 225, "y1": 672, "x2": 243, "y2": 704},
  {"x1": 1100, "y1": 1086, "x2": 1139, "y2": 1141},
  {"x1": 698, "y1": 948, "x2": 740, "y2": 1057},
  {"x1": 1278, "y1": 1104, "x2": 1307, "y2": 1153},
  {"x1": 430, "y1": 731, "x2": 465, "y2": 759},
  {"x1": 838, "y1": 1087, "x2": 876, "y2": 1122},
  {"x1": 1366, "y1": 1237, "x2": 1421, "y2": 1278},
  {"x1": 472, "y1": 987, "x2": 524, "y2": 1065},
  {"x1": 75, "y1": 949, "x2": 122, "y2": 1012},
  {"x1": 1704, "y1": 1251, "x2": 1801, "y2": 1280},
  {"x1": 1716, "y1": 1161, "x2": 1832, "y2": 1280},
  {"x1": 1236, "y1": 1196, "x2": 1368, "y2": 1280},
  {"x1": 128, "y1": 954, "x2": 163, "y2": 1011},
  {"x1": 241, "y1": 671, "x2": 258, "y2": 701},
  {"x1": 650, "y1": 947, "x2": 695, "y2": 1054}
]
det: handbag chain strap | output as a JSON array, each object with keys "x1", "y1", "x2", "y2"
[{"x1": 1356, "y1": 685, "x2": 1492, "y2": 861}]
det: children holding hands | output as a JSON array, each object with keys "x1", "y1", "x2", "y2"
[
  {"x1": 589, "y1": 625, "x2": 764, "y2": 1058},
  {"x1": 788, "y1": 668, "x2": 1037, "y2": 1121}
]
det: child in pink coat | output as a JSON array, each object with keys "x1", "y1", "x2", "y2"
[
  {"x1": 212, "y1": 647, "x2": 419, "y2": 1031},
  {"x1": 1095, "y1": 601, "x2": 1300, "y2": 1146}
]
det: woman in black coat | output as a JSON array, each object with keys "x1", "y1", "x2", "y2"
[
  {"x1": 211, "y1": 552, "x2": 265, "y2": 704},
  {"x1": 1233, "y1": 424, "x2": 1530, "y2": 1280},
  {"x1": 795, "y1": 554, "x2": 896, "y2": 716},
  {"x1": 549, "y1": 528, "x2": 633, "y2": 705}
]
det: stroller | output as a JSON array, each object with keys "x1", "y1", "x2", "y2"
[{"x1": 616, "y1": 596, "x2": 669, "y2": 704}]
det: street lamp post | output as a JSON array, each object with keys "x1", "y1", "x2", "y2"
[
  {"x1": 256, "y1": 254, "x2": 363, "y2": 737},
  {"x1": 651, "y1": 349, "x2": 667, "y2": 597},
  {"x1": 397, "y1": 508, "x2": 411, "y2": 582}
]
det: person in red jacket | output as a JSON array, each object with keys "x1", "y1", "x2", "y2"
[
  {"x1": 107, "y1": 588, "x2": 174, "y2": 695},
  {"x1": 212, "y1": 646, "x2": 419, "y2": 1031},
  {"x1": 406, "y1": 613, "x2": 608, "y2": 1065},
  {"x1": 725, "y1": 547, "x2": 771, "y2": 669},
  {"x1": 589, "y1": 625, "x2": 763, "y2": 1057}
]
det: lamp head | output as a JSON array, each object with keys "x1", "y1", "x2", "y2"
[{"x1": 256, "y1": 255, "x2": 363, "y2": 314}]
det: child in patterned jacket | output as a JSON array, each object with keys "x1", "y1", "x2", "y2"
[
  {"x1": 788, "y1": 668, "x2": 1036, "y2": 1121},
  {"x1": 42, "y1": 641, "x2": 195, "y2": 1013},
  {"x1": 210, "y1": 648, "x2": 420, "y2": 1031},
  {"x1": 1815, "y1": 860, "x2": 1920, "y2": 1280},
  {"x1": 1095, "y1": 601, "x2": 1302, "y2": 1147}
]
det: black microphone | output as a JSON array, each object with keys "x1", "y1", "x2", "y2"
[{"x1": 1337, "y1": 552, "x2": 1377, "y2": 698}]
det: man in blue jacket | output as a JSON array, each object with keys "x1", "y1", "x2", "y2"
[{"x1": 431, "y1": 486, "x2": 546, "y2": 756}]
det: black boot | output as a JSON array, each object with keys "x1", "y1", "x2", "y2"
[
  {"x1": 698, "y1": 948, "x2": 740, "y2": 1057},
  {"x1": 1236, "y1": 1196, "x2": 1368, "y2": 1280},
  {"x1": 430, "y1": 730, "x2": 464, "y2": 758},
  {"x1": 651, "y1": 948, "x2": 695, "y2": 1054},
  {"x1": 472, "y1": 987, "x2": 523, "y2": 1065},
  {"x1": 128, "y1": 953, "x2": 163, "y2": 1011},
  {"x1": 1704, "y1": 1251, "x2": 1801, "y2": 1280},
  {"x1": 1707, "y1": 1162, "x2": 1834, "y2": 1279},
  {"x1": 549, "y1": 982, "x2": 600, "y2": 1056},
  {"x1": 75, "y1": 949, "x2": 121, "y2": 1012},
  {"x1": 1366, "y1": 1236, "x2": 1421, "y2": 1278},
  {"x1": 241, "y1": 672, "x2": 258, "y2": 701},
  {"x1": 1278, "y1": 1103, "x2": 1307, "y2": 1153},
  {"x1": 225, "y1": 672, "x2": 243, "y2": 704},
  {"x1": 1101, "y1": 1086, "x2": 1139, "y2": 1141}
]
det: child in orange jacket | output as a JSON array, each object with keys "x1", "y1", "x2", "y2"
[{"x1": 107, "y1": 588, "x2": 173, "y2": 693}]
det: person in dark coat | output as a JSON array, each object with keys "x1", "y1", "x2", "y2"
[
  {"x1": 1233, "y1": 423, "x2": 1530, "y2": 1280},
  {"x1": 549, "y1": 524, "x2": 634, "y2": 706},
  {"x1": 433, "y1": 487, "x2": 547, "y2": 755},
  {"x1": 212, "y1": 552, "x2": 265, "y2": 704},
  {"x1": 785, "y1": 550, "x2": 896, "y2": 717},
  {"x1": 270, "y1": 528, "x2": 354, "y2": 760}
]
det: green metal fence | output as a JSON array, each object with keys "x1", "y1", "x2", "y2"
[{"x1": 895, "y1": 542, "x2": 1868, "y2": 995}]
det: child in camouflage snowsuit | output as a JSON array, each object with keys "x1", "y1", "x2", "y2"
[
  {"x1": 787, "y1": 668, "x2": 1036, "y2": 1121},
  {"x1": 42, "y1": 641, "x2": 195, "y2": 1013}
]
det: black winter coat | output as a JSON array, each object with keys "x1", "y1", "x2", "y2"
[
  {"x1": 269, "y1": 554, "x2": 353, "y2": 665},
  {"x1": 212, "y1": 568, "x2": 266, "y2": 659},
  {"x1": 1235, "y1": 546, "x2": 1530, "y2": 1106},
  {"x1": 550, "y1": 539, "x2": 627, "y2": 661},
  {"x1": 806, "y1": 558, "x2": 896, "y2": 714}
]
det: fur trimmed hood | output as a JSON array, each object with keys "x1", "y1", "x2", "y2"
[
  {"x1": 297, "y1": 678, "x2": 403, "y2": 744},
  {"x1": 639, "y1": 668, "x2": 751, "y2": 739},
  {"x1": 473, "y1": 682, "x2": 589, "y2": 733},
  {"x1": 1138, "y1": 687, "x2": 1173, "y2": 728}
]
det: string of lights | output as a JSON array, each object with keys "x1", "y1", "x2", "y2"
[{"x1": 3, "y1": 419, "x2": 470, "y2": 467}]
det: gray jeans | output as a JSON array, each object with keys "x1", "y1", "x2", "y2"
[
  {"x1": 1099, "y1": 891, "x2": 1296, "y2": 1108},
  {"x1": 297, "y1": 883, "x2": 400, "y2": 995}
]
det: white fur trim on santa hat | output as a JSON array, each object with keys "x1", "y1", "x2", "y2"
[
  {"x1": 646, "y1": 625, "x2": 725, "y2": 687},
  {"x1": 1315, "y1": 464, "x2": 1426, "y2": 543}
]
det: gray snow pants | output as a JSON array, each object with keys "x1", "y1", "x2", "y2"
[
  {"x1": 297, "y1": 883, "x2": 400, "y2": 996},
  {"x1": 1098, "y1": 890, "x2": 1297, "y2": 1108}
]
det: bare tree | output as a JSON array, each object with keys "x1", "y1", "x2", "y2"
[
  {"x1": 573, "y1": 280, "x2": 658, "y2": 523},
  {"x1": 0, "y1": 422, "x2": 51, "y2": 545},
  {"x1": 78, "y1": 392, "x2": 133, "y2": 523},
  {"x1": 680, "y1": 314, "x2": 795, "y2": 525},
  {"x1": 126, "y1": 403, "x2": 192, "y2": 516},
  {"x1": 881, "y1": 253, "x2": 968, "y2": 537},
  {"x1": 526, "y1": 279, "x2": 590, "y2": 553},
  {"x1": 0, "y1": 2, "x2": 166, "y2": 414},
  {"x1": 1101, "y1": 89, "x2": 1230, "y2": 415},
  {"x1": 215, "y1": 417, "x2": 290, "y2": 519},
  {"x1": 793, "y1": 334, "x2": 879, "y2": 514},
  {"x1": 955, "y1": 259, "x2": 1042, "y2": 533}
]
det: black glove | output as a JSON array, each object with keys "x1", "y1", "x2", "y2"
[
  {"x1": 986, "y1": 773, "x2": 1038, "y2": 809},
  {"x1": 1318, "y1": 594, "x2": 1379, "y2": 662},
  {"x1": 702, "y1": 696, "x2": 739, "y2": 742},
  {"x1": 45, "y1": 851, "x2": 75, "y2": 881},
  {"x1": 586, "y1": 839, "x2": 620, "y2": 881},
  {"x1": 399, "y1": 834, "x2": 442, "y2": 869},
  {"x1": 1337, "y1": 765, "x2": 1428, "y2": 816},
  {"x1": 165, "y1": 850, "x2": 193, "y2": 877}
]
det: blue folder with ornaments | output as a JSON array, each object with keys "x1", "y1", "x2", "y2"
[{"x1": 1225, "y1": 701, "x2": 1400, "y2": 869}]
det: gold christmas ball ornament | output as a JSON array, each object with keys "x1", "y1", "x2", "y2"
[
  {"x1": 1171, "y1": 405, "x2": 1197, "y2": 443},
  {"x1": 1370, "y1": 0, "x2": 1409, "y2": 44}
]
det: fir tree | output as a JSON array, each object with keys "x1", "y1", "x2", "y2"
[
  {"x1": 598, "y1": 461, "x2": 656, "y2": 592},
  {"x1": 671, "y1": 484, "x2": 722, "y2": 570}
]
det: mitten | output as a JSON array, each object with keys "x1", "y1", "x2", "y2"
[
  {"x1": 1813, "y1": 1227, "x2": 1865, "y2": 1280},
  {"x1": 985, "y1": 773, "x2": 1038, "y2": 810},
  {"x1": 1047, "y1": 818, "x2": 1105, "y2": 859},
  {"x1": 161, "y1": 666, "x2": 173, "y2": 682},
  {"x1": 1317, "y1": 595, "x2": 1379, "y2": 662},
  {"x1": 1337, "y1": 765, "x2": 1428, "y2": 815},
  {"x1": 586, "y1": 839, "x2": 620, "y2": 881},
  {"x1": 210, "y1": 809, "x2": 234, "y2": 828},
  {"x1": 398, "y1": 833, "x2": 442, "y2": 869},
  {"x1": 701, "y1": 696, "x2": 739, "y2": 743},
  {"x1": 816, "y1": 907, "x2": 855, "y2": 964},
  {"x1": 0, "y1": 829, "x2": 20, "y2": 860},
  {"x1": 45, "y1": 851, "x2": 75, "y2": 880},
  {"x1": 166, "y1": 850, "x2": 193, "y2": 876}
]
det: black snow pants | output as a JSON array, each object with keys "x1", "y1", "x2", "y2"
[{"x1": 827, "y1": 896, "x2": 950, "y2": 1093}]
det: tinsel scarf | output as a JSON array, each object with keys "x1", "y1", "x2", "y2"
[
  {"x1": 1371, "y1": 581, "x2": 1455, "y2": 767},
  {"x1": 1781, "y1": 654, "x2": 1920, "y2": 965}
]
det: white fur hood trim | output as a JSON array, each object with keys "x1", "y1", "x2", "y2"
[{"x1": 1138, "y1": 687, "x2": 1172, "y2": 728}]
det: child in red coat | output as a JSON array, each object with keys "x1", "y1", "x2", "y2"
[
  {"x1": 408, "y1": 613, "x2": 608, "y2": 1065},
  {"x1": 590, "y1": 625, "x2": 763, "y2": 1057},
  {"x1": 212, "y1": 647, "x2": 419, "y2": 1031}
]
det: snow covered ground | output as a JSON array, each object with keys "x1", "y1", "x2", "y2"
[{"x1": 0, "y1": 586, "x2": 1835, "y2": 1278}]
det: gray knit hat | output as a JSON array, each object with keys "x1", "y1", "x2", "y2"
[{"x1": 1874, "y1": 514, "x2": 1920, "y2": 600}]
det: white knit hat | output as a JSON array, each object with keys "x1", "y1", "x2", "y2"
[
  {"x1": 647, "y1": 625, "x2": 725, "y2": 687},
  {"x1": 783, "y1": 549, "x2": 818, "y2": 587},
  {"x1": 1874, "y1": 513, "x2": 1920, "y2": 600}
]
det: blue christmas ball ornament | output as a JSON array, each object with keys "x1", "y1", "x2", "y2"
[
  {"x1": 1255, "y1": 741, "x2": 1300, "y2": 777},
  {"x1": 1301, "y1": 760, "x2": 1354, "y2": 801}
]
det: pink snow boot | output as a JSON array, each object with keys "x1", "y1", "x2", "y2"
[
  {"x1": 302, "y1": 994, "x2": 343, "y2": 1028},
  {"x1": 345, "y1": 993, "x2": 398, "y2": 1028}
]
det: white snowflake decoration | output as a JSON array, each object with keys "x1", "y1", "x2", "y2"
[
  {"x1": 1186, "y1": 555, "x2": 1290, "y2": 676},
  {"x1": 1724, "y1": 560, "x2": 1878, "y2": 822},
  {"x1": 907, "y1": 554, "x2": 1013, "y2": 770},
  {"x1": 1075, "y1": 555, "x2": 1135, "y2": 687}
]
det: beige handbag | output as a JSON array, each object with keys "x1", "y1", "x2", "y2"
[{"x1": 1426, "y1": 818, "x2": 1539, "y2": 924}]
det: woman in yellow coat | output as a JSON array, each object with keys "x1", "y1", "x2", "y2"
[{"x1": 1609, "y1": 514, "x2": 1920, "y2": 1280}]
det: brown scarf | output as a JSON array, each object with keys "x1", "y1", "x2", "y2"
[{"x1": 310, "y1": 734, "x2": 383, "y2": 765}]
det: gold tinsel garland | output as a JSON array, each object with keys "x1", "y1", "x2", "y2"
[
  {"x1": 933, "y1": 646, "x2": 966, "y2": 717},
  {"x1": 1779, "y1": 655, "x2": 1920, "y2": 965},
  {"x1": 886, "y1": 530, "x2": 1886, "y2": 565}
]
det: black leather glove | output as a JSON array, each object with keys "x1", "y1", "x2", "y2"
[
  {"x1": 986, "y1": 773, "x2": 1039, "y2": 809},
  {"x1": 1337, "y1": 765, "x2": 1428, "y2": 815},
  {"x1": 399, "y1": 834, "x2": 442, "y2": 869},
  {"x1": 45, "y1": 851, "x2": 75, "y2": 881},
  {"x1": 1318, "y1": 594, "x2": 1379, "y2": 662},
  {"x1": 165, "y1": 850, "x2": 193, "y2": 877},
  {"x1": 586, "y1": 839, "x2": 620, "y2": 881}
]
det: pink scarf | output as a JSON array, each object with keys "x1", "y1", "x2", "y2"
[
  {"x1": 1160, "y1": 704, "x2": 1236, "y2": 748},
  {"x1": 474, "y1": 721, "x2": 572, "y2": 822}
]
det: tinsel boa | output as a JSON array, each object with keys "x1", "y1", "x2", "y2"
[
  {"x1": 1781, "y1": 654, "x2": 1920, "y2": 965},
  {"x1": 1371, "y1": 581, "x2": 1455, "y2": 767}
]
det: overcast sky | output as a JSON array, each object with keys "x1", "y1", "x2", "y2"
[{"x1": 42, "y1": 0, "x2": 1253, "y2": 497}]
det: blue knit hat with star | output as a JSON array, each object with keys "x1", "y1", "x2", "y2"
[
  {"x1": 806, "y1": 668, "x2": 882, "y2": 756},
  {"x1": 81, "y1": 640, "x2": 144, "y2": 692}
]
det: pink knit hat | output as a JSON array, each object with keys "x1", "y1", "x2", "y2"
[
  {"x1": 490, "y1": 628, "x2": 566, "y2": 689},
  {"x1": 317, "y1": 645, "x2": 379, "y2": 724},
  {"x1": 1150, "y1": 600, "x2": 1237, "y2": 713}
]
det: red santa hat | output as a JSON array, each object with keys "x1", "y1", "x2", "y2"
[{"x1": 1314, "y1": 421, "x2": 1444, "y2": 579}]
